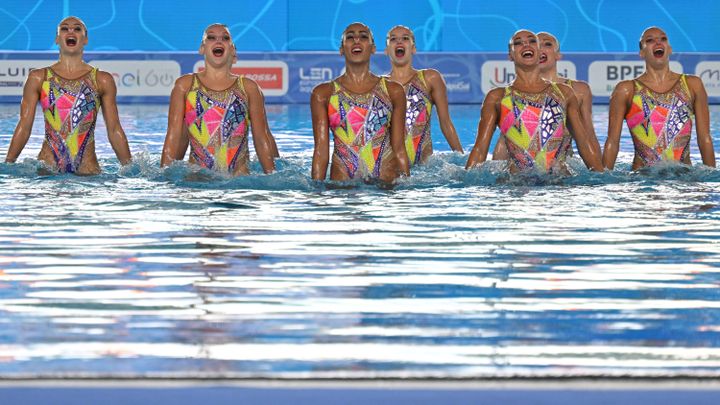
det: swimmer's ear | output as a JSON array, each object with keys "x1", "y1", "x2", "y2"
[{"x1": 371, "y1": 43, "x2": 376, "y2": 54}]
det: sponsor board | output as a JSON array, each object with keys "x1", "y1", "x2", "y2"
[
  {"x1": 194, "y1": 60, "x2": 288, "y2": 96},
  {"x1": 480, "y1": 60, "x2": 577, "y2": 94},
  {"x1": 0, "y1": 60, "x2": 51, "y2": 96},
  {"x1": 90, "y1": 60, "x2": 180, "y2": 96},
  {"x1": 443, "y1": 72, "x2": 471, "y2": 93},
  {"x1": 588, "y1": 60, "x2": 684, "y2": 96},
  {"x1": 696, "y1": 61, "x2": 720, "y2": 97},
  {"x1": 298, "y1": 66, "x2": 337, "y2": 94}
]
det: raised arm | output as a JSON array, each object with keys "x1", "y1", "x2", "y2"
[
  {"x1": 465, "y1": 88, "x2": 502, "y2": 169},
  {"x1": 386, "y1": 80, "x2": 410, "y2": 177},
  {"x1": 563, "y1": 88, "x2": 603, "y2": 171},
  {"x1": 426, "y1": 69, "x2": 463, "y2": 153},
  {"x1": 310, "y1": 82, "x2": 332, "y2": 180},
  {"x1": 160, "y1": 76, "x2": 192, "y2": 167},
  {"x1": 603, "y1": 80, "x2": 633, "y2": 170},
  {"x1": 97, "y1": 71, "x2": 131, "y2": 165},
  {"x1": 243, "y1": 79, "x2": 275, "y2": 174},
  {"x1": 573, "y1": 81, "x2": 601, "y2": 158},
  {"x1": 5, "y1": 69, "x2": 43, "y2": 163},
  {"x1": 688, "y1": 75, "x2": 716, "y2": 167}
]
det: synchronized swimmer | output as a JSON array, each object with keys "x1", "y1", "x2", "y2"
[{"x1": 3, "y1": 20, "x2": 717, "y2": 180}]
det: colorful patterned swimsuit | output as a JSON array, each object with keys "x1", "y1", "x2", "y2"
[
  {"x1": 498, "y1": 84, "x2": 571, "y2": 172},
  {"x1": 561, "y1": 78, "x2": 574, "y2": 158},
  {"x1": 327, "y1": 78, "x2": 393, "y2": 179},
  {"x1": 625, "y1": 75, "x2": 693, "y2": 166},
  {"x1": 184, "y1": 74, "x2": 250, "y2": 173},
  {"x1": 404, "y1": 70, "x2": 432, "y2": 165},
  {"x1": 40, "y1": 67, "x2": 100, "y2": 173}
]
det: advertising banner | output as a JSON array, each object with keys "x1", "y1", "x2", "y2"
[{"x1": 0, "y1": 52, "x2": 718, "y2": 104}]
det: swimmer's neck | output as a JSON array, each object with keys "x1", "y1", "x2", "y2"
[
  {"x1": 388, "y1": 64, "x2": 417, "y2": 84},
  {"x1": 54, "y1": 53, "x2": 88, "y2": 74},
  {"x1": 343, "y1": 62, "x2": 374, "y2": 82},
  {"x1": 199, "y1": 63, "x2": 236, "y2": 81},
  {"x1": 641, "y1": 63, "x2": 675, "y2": 84},
  {"x1": 539, "y1": 66, "x2": 562, "y2": 83},
  {"x1": 513, "y1": 64, "x2": 542, "y2": 85}
]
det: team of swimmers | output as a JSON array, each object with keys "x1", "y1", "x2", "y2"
[{"x1": 4, "y1": 17, "x2": 716, "y2": 180}]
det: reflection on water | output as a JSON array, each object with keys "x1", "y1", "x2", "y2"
[{"x1": 0, "y1": 105, "x2": 719, "y2": 378}]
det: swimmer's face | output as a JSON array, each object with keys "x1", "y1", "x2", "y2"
[
  {"x1": 55, "y1": 17, "x2": 88, "y2": 52},
  {"x1": 509, "y1": 30, "x2": 539, "y2": 66},
  {"x1": 640, "y1": 27, "x2": 671, "y2": 62},
  {"x1": 340, "y1": 23, "x2": 375, "y2": 61},
  {"x1": 200, "y1": 25, "x2": 236, "y2": 65},
  {"x1": 537, "y1": 33, "x2": 560, "y2": 71},
  {"x1": 385, "y1": 26, "x2": 415, "y2": 65}
]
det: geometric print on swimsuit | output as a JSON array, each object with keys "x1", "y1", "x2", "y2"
[
  {"x1": 663, "y1": 96, "x2": 691, "y2": 147},
  {"x1": 221, "y1": 95, "x2": 247, "y2": 144},
  {"x1": 538, "y1": 95, "x2": 564, "y2": 148},
  {"x1": 365, "y1": 95, "x2": 390, "y2": 143},
  {"x1": 405, "y1": 83, "x2": 427, "y2": 128}
]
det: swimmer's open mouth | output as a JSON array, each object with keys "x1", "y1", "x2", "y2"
[
  {"x1": 212, "y1": 47, "x2": 225, "y2": 57},
  {"x1": 351, "y1": 45, "x2": 363, "y2": 54},
  {"x1": 653, "y1": 48, "x2": 665, "y2": 57},
  {"x1": 395, "y1": 47, "x2": 406, "y2": 57},
  {"x1": 539, "y1": 53, "x2": 547, "y2": 63},
  {"x1": 66, "y1": 38, "x2": 77, "y2": 46},
  {"x1": 521, "y1": 50, "x2": 534, "y2": 58}
]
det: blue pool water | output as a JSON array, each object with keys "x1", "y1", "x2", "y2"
[{"x1": 0, "y1": 103, "x2": 720, "y2": 378}]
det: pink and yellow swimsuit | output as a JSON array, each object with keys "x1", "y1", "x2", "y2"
[
  {"x1": 39, "y1": 67, "x2": 100, "y2": 173},
  {"x1": 499, "y1": 84, "x2": 571, "y2": 172},
  {"x1": 625, "y1": 75, "x2": 693, "y2": 166},
  {"x1": 404, "y1": 70, "x2": 432, "y2": 165},
  {"x1": 184, "y1": 74, "x2": 250, "y2": 173},
  {"x1": 327, "y1": 78, "x2": 393, "y2": 179}
]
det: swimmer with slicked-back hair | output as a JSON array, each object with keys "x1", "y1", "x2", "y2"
[
  {"x1": 492, "y1": 31, "x2": 600, "y2": 162},
  {"x1": 603, "y1": 26, "x2": 715, "y2": 170},
  {"x1": 466, "y1": 29, "x2": 603, "y2": 174},
  {"x1": 384, "y1": 25, "x2": 463, "y2": 165},
  {"x1": 161, "y1": 23, "x2": 275, "y2": 175},
  {"x1": 311, "y1": 22, "x2": 409, "y2": 183},
  {"x1": 5, "y1": 16, "x2": 132, "y2": 174}
]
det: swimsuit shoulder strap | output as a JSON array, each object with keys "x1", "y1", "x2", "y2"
[{"x1": 237, "y1": 75, "x2": 246, "y2": 93}]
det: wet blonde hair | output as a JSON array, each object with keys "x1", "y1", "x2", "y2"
[
  {"x1": 537, "y1": 31, "x2": 560, "y2": 52},
  {"x1": 202, "y1": 23, "x2": 232, "y2": 43},
  {"x1": 57, "y1": 16, "x2": 88, "y2": 36},
  {"x1": 386, "y1": 25, "x2": 415, "y2": 45},
  {"x1": 340, "y1": 22, "x2": 375, "y2": 46}
]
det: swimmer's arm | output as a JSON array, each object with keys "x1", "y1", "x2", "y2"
[
  {"x1": 97, "y1": 71, "x2": 131, "y2": 165},
  {"x1": 565, "y1": 91, "x2": 603, "y2": 171},
  {"x1": 259, "y1": 92, "x2": 280, "y2": 158},
  {"x1": 465, "y1": 88, "x2": 502, "y2": 169},
  {"x1": 387, "y1": 80, "x2": 410, "y2": 176},
  {"x1": 689, "y1": 76, "x2": 716, "y2": 167},
  {"x1": 491, "y1": 136, "x2": 508, "y2": 160},
  {"x1": 161, "y1": 75, "x2": 191, "y2": 167},
  {"x1": 5, "y1": 69, "x2": 43, "y2": 163},
  {"x1": 310, "y1": 83, "x2": 332, "y2": 180},
  {"x1": 573, "y1": 81, "x2": 601, "y2": 158},
  {"x1": 244, "y1": 79, "x2": 275, "y2": 174},
  {"x1": 603, "y1": 80, "x2": 633, "y2": 170},
  {"x1": 426, "y1": 69, "x2": 463, "y2": 153}
]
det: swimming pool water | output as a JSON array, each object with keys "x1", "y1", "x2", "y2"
[{"x1": 0, "y1": 104, "x2": 719, "y2": 378}]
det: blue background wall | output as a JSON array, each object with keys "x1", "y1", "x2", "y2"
[{"x1": 0, "y1": 0, "x2": 717, "y2": 52}]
